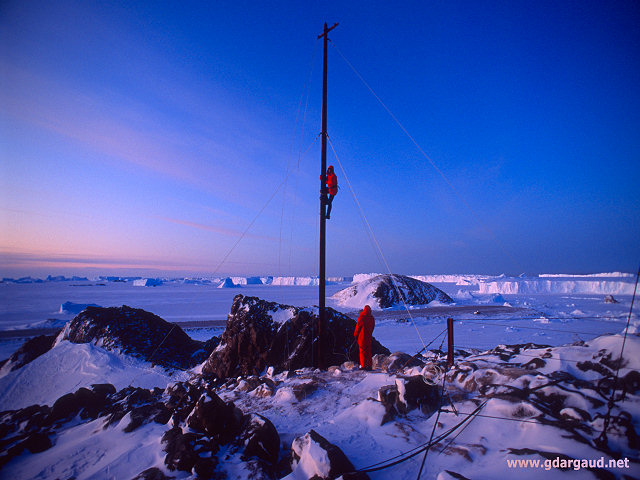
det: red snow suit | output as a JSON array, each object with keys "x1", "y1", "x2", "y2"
[
  {"x1": 354, "y1": 305, "x2": 375, "y2": 370},
  {"x1": 326, "y1": 166, "x2": 338, "y2": 196}
]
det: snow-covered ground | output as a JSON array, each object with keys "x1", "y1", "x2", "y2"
[
  {"x1": 0, "y1": 341, "x2": 189, "y2": 411},
  {"x1": 0, "y1": 272, "x2": 638, "y2": 479}
]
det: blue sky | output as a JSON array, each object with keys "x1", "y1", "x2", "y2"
[{"x1": 1, "y1": 0, "x2": 639, "y2": 277}]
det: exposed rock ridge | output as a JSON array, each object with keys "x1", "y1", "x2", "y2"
[
  {"x1": 65, "y1": 305, "x2": 219, "y2": 370},
  {"x1": 202, "y1": 295, "x2": 390, "y2": 379}
]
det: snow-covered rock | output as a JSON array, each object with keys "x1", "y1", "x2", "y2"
[
  {"x1": 284, "y1": 429, "x2": 368, "y2": 480},
  {"x1": 333, "y1": 274, "x2": 453, "y2": 309},
  {"x1": 1, "y1": 381, "x2": 283, "y2": 479},
  {"x1": 64, "y1": 305, "x2": 219, "y2": 370},
  {"x1": 201, "y1": 295, "x2": 390, "y2": 379}
]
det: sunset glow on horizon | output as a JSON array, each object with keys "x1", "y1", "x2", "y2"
[{"x1": 2, "y1": 1, "x2": 639, "y2": 278}]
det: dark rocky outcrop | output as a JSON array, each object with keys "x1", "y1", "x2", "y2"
[
  {"x1": 2, "y1": 380, "x2": 281, "y2": 478},
  {"x1": 334, "y1": 274, "x2": 453, "y2": 309},
  {"x1": 162, "y1": 387, "x2": 280, "y2": 478},
  {"x1": 201, "y1": 295, "x2": 390, "y2": 379},
  {"x1": 0, "y1": 332, "x2": 61, "y2": 374},
  {"x1": 65, "y1": 306, "x2": 219, "y2": 370}
]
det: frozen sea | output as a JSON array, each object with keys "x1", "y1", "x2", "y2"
[{"x1": 1, "y1": 277, "x2": 636, "y2": 361}]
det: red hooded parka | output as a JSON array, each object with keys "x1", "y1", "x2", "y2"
[
  {"x1": 326, "y1": 165, "x2": 338, "y2": 196},
  {"x1": 354, "y1": 305, "x2": 375, "y2": 369}
]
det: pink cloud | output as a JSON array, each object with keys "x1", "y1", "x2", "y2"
[{"x1": 157, "y1": 216, "x2": 276, "y2": 241}]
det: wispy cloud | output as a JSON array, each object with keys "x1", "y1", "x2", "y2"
[
  {"x1": 0, "y1": 250, "x2": 275, "y2": 273},
  {"x1": 0, "y1": 61, "x2": 289, "y2": 209},
  {"x1": 157, "y1": 216, "x2": 276, "y2": 241}
]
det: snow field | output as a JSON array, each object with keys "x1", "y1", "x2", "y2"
[
  {"x1": 2, "y1": 416, "x2": 169, "y2": 480},
  {"x1": 0, "y1": 341, "x2": 189, "y2": 411}
]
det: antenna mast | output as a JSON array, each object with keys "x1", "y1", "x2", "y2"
[{"x1": 317, "y1": 22, "x2": 338, "y2": 369}]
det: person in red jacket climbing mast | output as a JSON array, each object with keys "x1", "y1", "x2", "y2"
[
  {"x1": 354, "y1": 305, "x2": 375, "y2": 370},
  {"x1": 325, "y1": 165, "x2": 338, "y2": 219}
]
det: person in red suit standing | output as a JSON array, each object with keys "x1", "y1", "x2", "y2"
[
  {"x1": 325, "y1": 165, "x2": 338, "y2": 219},
  {"x1": 354, "y1": 305, "x2": 375, "y2": 370}
]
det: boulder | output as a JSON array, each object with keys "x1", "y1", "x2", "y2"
[
  {"x1": 48, "y1": 387, "x2": 108, "y2": 422},
  {"x1": 374, "y1": 352, "x2": 425, "y2": 373},
  {"x1": 286, "y1": 429, "x2": 369, "y2": 480},
  {"x1": 237, "y1": 413, "x2": 280, "y2": 464},
  {"x1": 187, "y1": 392, "x2": 243, "y2": 442},
  {"x1": 202, "y1": 295, "x2": 389, "y2": 379},
  {"x1": 65, "y1": 306, "x2": 219, "y2": 369},
  {"x1": 162, "y1": 427, "x2": 199, "y2": 472},
  {"x1": 377, "y1": 375, "x2": 442, "y2": 423},
  {"x1": 397, "y1": 375, "x2": 441, "y2": 415}
]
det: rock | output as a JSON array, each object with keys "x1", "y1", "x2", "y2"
[
  {"x1": 91, "y1": 383, "x2": 117, "y2": 397},
  {"x1": 49, "y1": 387, "x2": 107, "y2": 422},
  {"x1": 378, "y1": 385, "x2": 400, "y2": 425},
  {"x1": 396, "y1": 375, "x2": 441, "y2": 415},
  {"x1": 237, "y1": 413, "x2": 280, "y2": 464},
  {"x1": 187, "y1": 392, "x2": 242, "y2": 442},
  {"x1": 132, "y1": 467, "x2": 175, "y2": 480},
  {"x1": 164, "y1": 382, "x2": 201, "y2": 423},
  {"x1": 65, "y1": 305, "x2": 219, "y2": 370},
  {"x1": 253, "y1": 383, "x2": 275, "y2": 397},
  {"x1": 376, "y1": 352, "x2": 425, "y2": 373},
  {"x1": 0, "y1": 332, "x2": 61, "y2": 374},
  {"x1": 332, "y1": 274, "x2": 453, "y2": 309},
  {"x1": 622, "y1": 370, "x2": 640, "y2": 395},
  {"x1": 288, "y1": 429, "x2": 369, "y2": 480},
  {"x1": 376, "y1": 377, "x2": 441, "y2": 423},
  {"x1": 341, "y1": 361, "x2": 358, "y2": 371},
  {"x1": 604, "y1": 295, "x2": 618, "y2": 303},
  {"x1": 436, "y1": 470, "x2": 472, "y2": 480},
  {"x1": 123, "y1": 403, "x2": 171, "y2": 433},
  {"x1": 236, "y1": 376, "x2": 262, "y2": 392},
  {"x1": 193, "y1": 458, "x2": 218, "y2": 478},
  {"x1": 104, "y1": 387, "x2": 168, "y2": 429},
  {"x1": 291, "y1": 380, "x2": 320, "y2": 401},
  {"x1": 202, "y1": 295, "x2": 389, "y2": 380},
  {"x1": 162, "y1": 427, "x2": 199, "y2": 472},
  {"x1": 23, "y1": 431, "x2": 52, "y2": 453}
]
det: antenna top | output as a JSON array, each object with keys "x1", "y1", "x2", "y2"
[{"x1": 318, "y1": 23, "x2": 339, "y2": 39}]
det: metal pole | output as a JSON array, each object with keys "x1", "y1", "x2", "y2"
[
  {"x1": 317, "y1": 22, "x2": 338, "y2": 370},
  {"x1": 447, "y1": 317, "x2": 454, "y2": 368}
]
